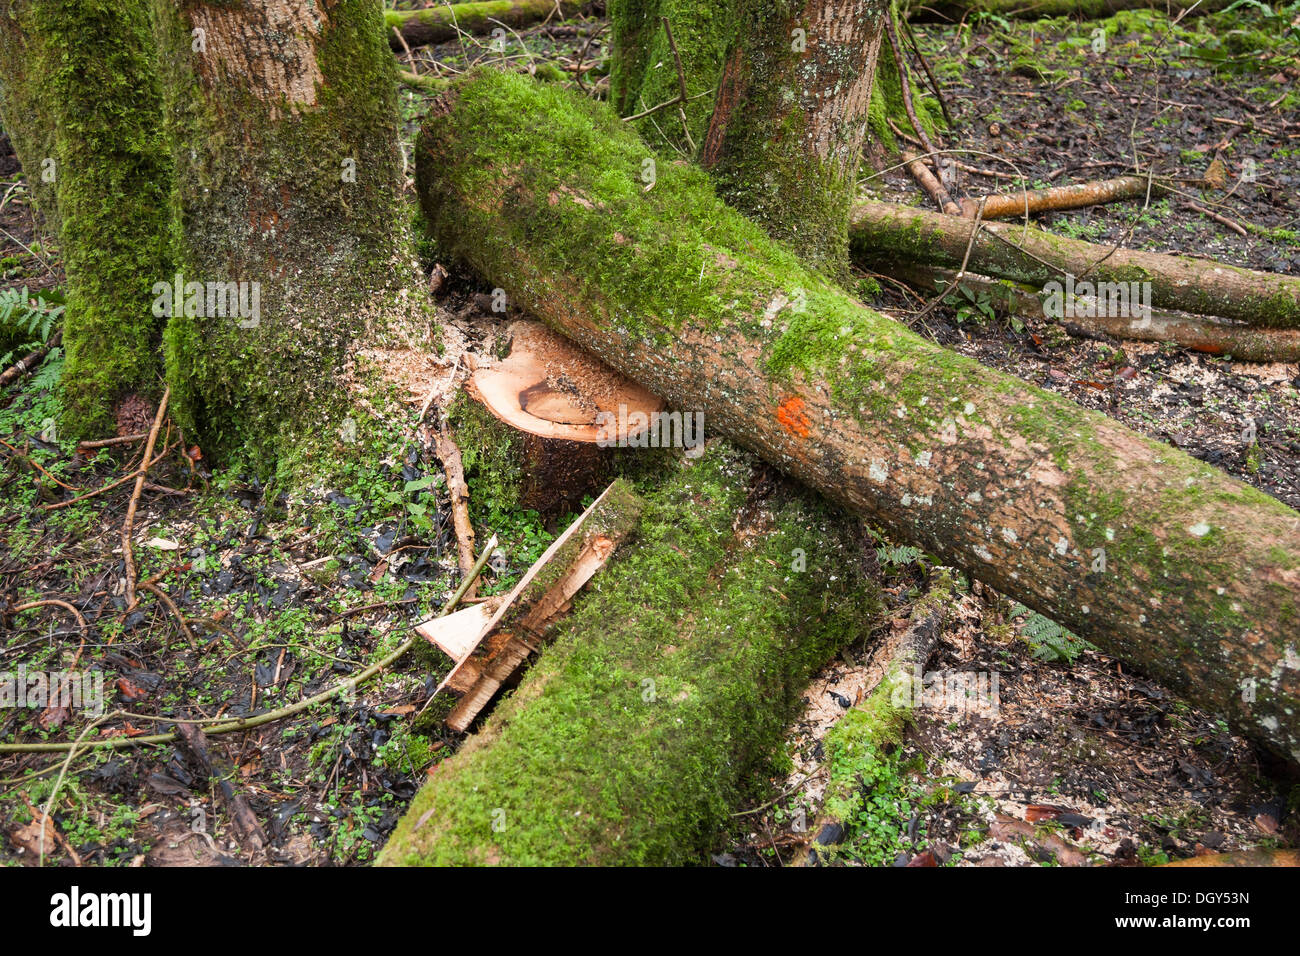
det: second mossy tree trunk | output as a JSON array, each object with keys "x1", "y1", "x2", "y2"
[
  {"x1": 0, "y1": 0, "x2": 173, "y2": 438},
  {"x1": 699, "y1": 0, "x2": 885, "y2": 275},
  {"x1": 416, "y1": 72, "x2": 1300, "y2": 764},
  {"x1": 150, "y1": 0, "x2": 425, "y2": 464},
  {"x1": 608, "y1": 0, "x2": 739, "y2": 154}
]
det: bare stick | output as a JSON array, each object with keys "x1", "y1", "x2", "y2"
[
  {"x1": 435, "y1": 422, "x2": 479, "y2": 600},
  {"x1": 122, "y1": 387, "x2": 170, "y2": 609},
  {"x1": 77, "y1": 433, "x2": 146, "y2": 451}
]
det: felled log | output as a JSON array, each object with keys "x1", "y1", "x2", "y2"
[
  {"x1": 384, "y1": 1, "x2": 589, "y2": 51},
  {"x1": 798, "y1": 572, "x2": 952, "y2": 866},
  {"x1": 851, "y1": 199, "x2": 1300, "y2": 330},
  {"x1": 417, "y1": 72, "x2": 1300, "y2": 763},
  {"x1": 380, "y1": 443, "x2": 880, "y2": 864},
  {"x1": 890, "y1": 263, "x2": 1300, "y2": 363},
  {"x1": 906, "y1": 0, "x2": 1237, "y2": 21}
]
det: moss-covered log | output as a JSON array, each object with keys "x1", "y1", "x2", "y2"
[
  {"x1": 851, "y1": 199, "x2": 1300, "y2": 330},
  {"x1": 417, "y1": 71, "x2": 1300, "y2": 763},
  {"x1": 380, "y1": 442, "x2": 879, "y2": 865},
  {"x1": 906, "y1": 0, "x2": 1235, "y2": 21},
  {"x1": 699, "y1": 0, "x2": 885, "y2": 275},
  {"x1": 0, "y1": 0, "x2": 173, "y2": 438},
  {"x1": 151, "y1": 0, "x2": 427, "y2": 464},
  {"x1": 384, "y1": 1, "x2": 589, "y2": 51},
  {"x1": 890, "y1": 262, "x2": 1300, "y2": 363}
]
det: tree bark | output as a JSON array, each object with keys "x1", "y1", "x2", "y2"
[
  {"x1": 0, "y1": 0, "x2": 173, "y2": 438},
  {"x1": 380, "y1": 442, "x2": 879, "y2": 865},
  {"x1": 700, "y1": 0, "x2": 885, "y2": 275},
  {"x1": 851, "y1": 199, "x2": 1300, "y2": 330},
  {"x1": 150, "y1": 0, "x2": 428, "y2": 464},
  {"x1": 0, "y1": 1, "x2": 58, "y2": 230},
  {"x1": 418, "y1": 72, "x2": 1300, "y2": 764},
  {"x1": 609, "y1": 0, "x2": 740, "y2": 154},
  {"x1": 384, "y1": 1, "x2": 589, "y2": 51}
]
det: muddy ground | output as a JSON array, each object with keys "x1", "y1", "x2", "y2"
[{"x1": 1, "y1": 6, "x2": 1297, "y2": 867}]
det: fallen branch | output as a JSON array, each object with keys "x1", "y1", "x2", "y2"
[
  {"x1": 434, "y1": 423, "x2": 479, "y2": 600},
  {"x1": 959, "y1": 175, "x2": 1164, "y2": 220},
  {"x1": 890, "y1": 262, "x2": 1300, "y2": 363},
  {"x1": 902, "y1": 149, "x2": 961, "y2": 216},
  {"x1": 122, "y1": 387, "x2": 170, "y2": 610},
  {"x1": 76, "y1": 432, "x2": 146, "y2": 451},
  {"x1": 176, "y1": 723, "x2": 267, "y2": 856},
  {"x1": 385, "y1": 1, "x2": 588, "y2": 51},
  {"x1": 850, "y1": 199, "x2": 1300, "y2": 329},
  {"x1": 0, "y1": 329, "x2": 60, "y2": 390},
  {"x1": 906, "y1": 0, "x2": 1237, "y2": 21}
]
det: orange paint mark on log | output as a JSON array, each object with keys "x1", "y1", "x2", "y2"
[{"x1": 776, "y1": 395, "x2": 811, "y2": 437}]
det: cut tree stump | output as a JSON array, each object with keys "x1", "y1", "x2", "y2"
[
  {"x1": 465, "y1": 319, "x2": 666, "y2": 514},
  {"x1": 416, "y1": 72, "x2": 1300, "y2": 763}
]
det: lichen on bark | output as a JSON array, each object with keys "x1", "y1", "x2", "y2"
[{"x1": 152, "y1": 0, "x2": 429, "y2": 467}]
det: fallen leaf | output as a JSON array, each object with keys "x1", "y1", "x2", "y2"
[
  {"x1": 143, "y1": 537, "x2": 179, "y2": 551},
  {"x1": 116, "y1": 678, "x2": 149, "y2": 702}
]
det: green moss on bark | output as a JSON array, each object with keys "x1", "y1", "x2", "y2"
[
  {"x1": 417, "y1": 72, "x2": 1300, "y2": 763},
  {"x1": 154, "y1": 0, "x2": 426, "y2": 467},
  {"x1": 379, "y1": 442, "x2": 880, "y2": 865},
  {"x1": 609, "y1": 0, "x2": 739, "y2": 155},
  {"x1": 6, "y1": 0, "x2": 173, "y2": 438}
]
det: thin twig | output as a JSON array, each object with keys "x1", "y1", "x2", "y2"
[{"x1": 122, "y1": 387, "x2": 170, "y2": 609}]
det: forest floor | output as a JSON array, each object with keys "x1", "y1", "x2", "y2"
[{"x1": 1, "y1": 5, "x2": 1298, "y2": 867}]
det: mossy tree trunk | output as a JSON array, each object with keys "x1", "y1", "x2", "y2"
[
  {"x1": 151, "y1": 0, "x2": 426, "y2": 464},
  {"x1": 0, "y1": 0, "x2": 173, "y2": 438},
  {"x1": 0, "y1": 1, "x2": 58, "y2": 230},
  {"x1": 380, "y1": 443, "x2": 879, "y2": 865},
  {"x1": 417, "y1": 72, "x2": 1300, "y2": 764},
  {"x1": 699, "y1": 0, "x2": 885, "y2": 275},
  {"x1": 608, "y1": 0, "x2": 740, "y2": 155}
]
